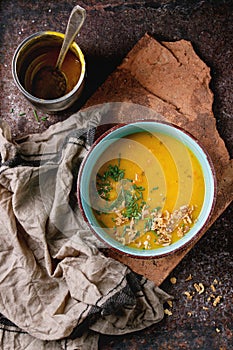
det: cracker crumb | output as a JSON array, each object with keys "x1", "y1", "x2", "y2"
[
  {"x1": 213, "y1": 278, "x2": 218, "y2": 284},
  {"x1": 170, "y1": 277, "x2": 177, "y2": 284},
  {"x1": 164, "y1": 308, "x2": 172, "y2": 316},
  {"x1": 216, "y1": 327, "x2": 221, "y2": 333},
  {"x1": 202, "y1": 306, "x2": 209, "y2": 310},
  {"x1": 187, "y1": 311, "x2": 192, "y2": 317}
]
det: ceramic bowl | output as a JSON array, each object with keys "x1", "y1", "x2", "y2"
[{"x1": 77, "y1": 121, "x2": 216, "y2": 258}]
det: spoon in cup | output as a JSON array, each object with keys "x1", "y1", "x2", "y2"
[{"x1": 31, "y1": 5, "x2": 86, "y2": 100}]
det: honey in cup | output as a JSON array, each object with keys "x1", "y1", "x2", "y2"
[
  {"x1": 22, "y1": 35, "x2": 81, "y2": 99},
  {"x1": 29, "y1": 47, "x2": 81, "y2": 99},
  {"x1": 13, "y1": 31, "x2": 85, "y2": 111},
  {"x1": 90, "y1": 131, "x2": 205, "y2": 250}
]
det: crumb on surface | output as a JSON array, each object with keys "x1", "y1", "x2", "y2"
[
  {"x1": 184, "y1": 291, "x2": 193, "y2": 300},
  {"x1": 213, "y1": 295, "x2": 222, "y2": 307},
  {"x1": 167, "y1": 300, "x2": 173, "y2": 308},
  {"x1": 193, "y1": 282, "x2": 205, "y2": 294},
  {"x1": 170, "y1": 277, "x2": 177, "y2": 284},
  {"x1": 164, "y1": 308, "x2": 173, "y2": 316},
  {"x1": 185, "y1": 274, "x2": 192, "y2": 281}
]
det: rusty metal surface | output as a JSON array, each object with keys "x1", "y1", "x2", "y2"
[{"x1": 0, "y1": 1, "x2": 232, "y2": 349}]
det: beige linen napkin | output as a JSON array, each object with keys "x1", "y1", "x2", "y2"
[{"x1": 0, "y1": 104, "x2": 171, "y2": 349}]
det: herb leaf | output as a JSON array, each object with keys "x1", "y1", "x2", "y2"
[{"x1": 33, "y1": 109, "x2": 39, "y2": 122}]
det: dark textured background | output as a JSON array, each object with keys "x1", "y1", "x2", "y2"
[{"x1": 0, "y1": 1, "x2": 232, "y2": 349}]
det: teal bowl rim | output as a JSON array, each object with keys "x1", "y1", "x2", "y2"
[{"x1": 77, "y1": 120, "x2": 217, "y2": 258}]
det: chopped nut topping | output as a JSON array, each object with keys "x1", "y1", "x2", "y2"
[
  {"x1": 117, "y1": 236, "x2": 126, "y2": 245},
  {"x1": 177, "y1": 226, "x2": 184, "y2": 237},
  {"x1": 141, "y1": 204, "x2": 150, "y2": 220},
  {"x1": 114, "y1": 210, "x2": 129, "y2": 226},
  {"x1": 166, "y1": 205, "x2": 194, "y2": 233},
  {"x1": 114, "y1": 203, "x2": 194, "y2": 247}
]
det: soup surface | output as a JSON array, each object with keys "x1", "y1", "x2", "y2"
[{"x1": 90, "y1": 131, "x2": 205, "y2": 250}]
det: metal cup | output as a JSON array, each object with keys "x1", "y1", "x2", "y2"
[{"x1": 12, "y1": 31, "x2": 86, "y2": 112}]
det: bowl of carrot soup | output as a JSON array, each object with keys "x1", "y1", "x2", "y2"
[{"x1": 78, "y1": 121, "x2": 216, "y2": 258}]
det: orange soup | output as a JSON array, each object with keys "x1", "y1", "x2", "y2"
[{"x1": 90, "y1": 131, "x2": 205, "y2": 250}]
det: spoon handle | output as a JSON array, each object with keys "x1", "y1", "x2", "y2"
[{"x1": 56, "y1": 5, "x2": 86, "y2": 69}]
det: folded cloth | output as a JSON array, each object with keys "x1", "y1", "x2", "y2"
[{"x1": 0, "y1": 104, "x2": 171, "y2": 349}]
